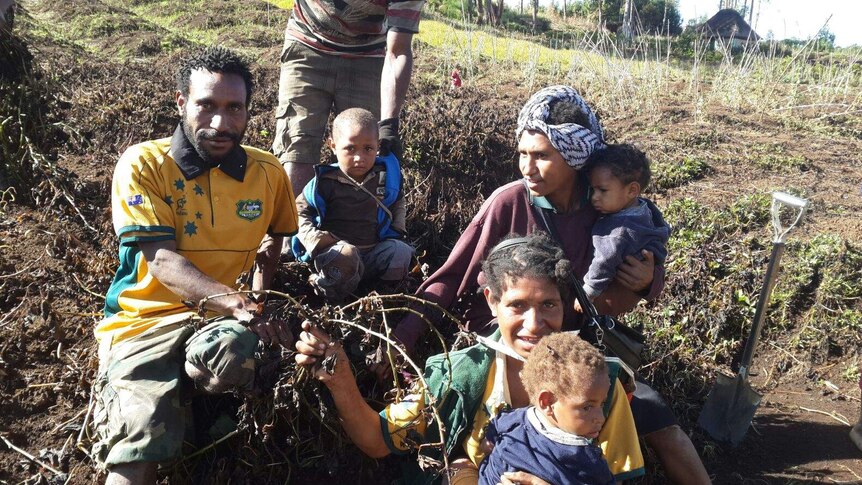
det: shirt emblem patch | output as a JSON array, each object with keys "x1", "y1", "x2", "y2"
[
  {"x1": 176, "y1": 196, "x2": 187, "y2": 216},
  {"x1": 126, "y1": 194, "x2": 144, "y2": 206},
  {"x1": 236, "y1": 199, "x2": 263, "y2": 221}
]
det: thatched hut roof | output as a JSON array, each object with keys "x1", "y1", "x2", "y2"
[{"x1": 696, "y1": 9, "x2": 760, "y2": 42}]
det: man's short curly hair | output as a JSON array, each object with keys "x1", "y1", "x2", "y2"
[
  {"x1": 521, "y1": 332, "x2": 608, "y2": 407},
  {"x1": 482, "y1": 232, "x2": 572, "y2": 304},
  {"x1": 176, "y1": 46, "x2": 253, "y2": 105},
  {"x1": 585, "y1": 143, "x2": 651, "y2": 189}
]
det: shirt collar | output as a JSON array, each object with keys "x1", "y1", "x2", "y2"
[
  {"x1": 170, "y1": 123, "x2": 247, "y2": 182},
  {"x1": 527, "y1": 406, "x2": 594, "y2": 446},
  {"x1": 482, "y1": 349, "x2": 512, "y2": 420},
  {"x1": 525, "y1": 174, "x2": 591, "y2": 213},
  {"x1": 529, "y1": 192, "x2": 558, "y2": 212}
]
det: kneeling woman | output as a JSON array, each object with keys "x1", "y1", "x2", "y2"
[{"x1": 295, "y1": 233, "x2": 644, "y2": 484}]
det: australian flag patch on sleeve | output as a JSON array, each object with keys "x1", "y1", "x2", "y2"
[{"x1": 127, "y1": 194, "x2": 144, "y2": 206}]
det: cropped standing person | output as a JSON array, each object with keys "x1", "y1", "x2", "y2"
[
  {"x1": 0, "y1": 0, "x2": 14, "y2": 31},
  {"x1": 273, "y1": 0, "x2": 425, "y2": 196},
  {"x1": 94, "y1": 47, "x2": 298, "y2": 485}
]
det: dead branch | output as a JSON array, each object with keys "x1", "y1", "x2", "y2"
[{"x1": 0, "y1": 433, "x2": 67, "y2": 478}]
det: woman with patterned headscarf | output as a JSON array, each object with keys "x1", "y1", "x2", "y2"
[
  {"x1": 382, "y1": 85, "x2": 709, "y2": 484},
  {"x1": 393, "y1": 85, "x2": 656, "y2": 344}
]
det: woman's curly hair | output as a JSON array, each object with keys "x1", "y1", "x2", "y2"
[
  {"x1": 482, "y1": 232, "x2": 573, "y2": 304},
  {"x1": 521, "y1": 332, "x2": 608, "y2": 407}
]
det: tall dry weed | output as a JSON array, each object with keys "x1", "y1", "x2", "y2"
[{"x1": 419, "y1": 18, "x2": 862, "y2": 123}]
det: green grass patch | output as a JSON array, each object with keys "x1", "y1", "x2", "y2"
[
  {"x1": 747, "y1": 143, "x2": 810, "y2": 172},
  {"x1": 632, "y1": 194, "x2": 860, "y2": 411},
  {"x1": 651, "y1": 155, "x2": 709, "y2": 191},
  {"x1": 68, "y1": 12, "x2": 151, "y2": 38}
]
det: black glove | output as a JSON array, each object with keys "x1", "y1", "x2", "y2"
[{"x1": 378, "y1": 117, "x2": 402, "y2": 160}]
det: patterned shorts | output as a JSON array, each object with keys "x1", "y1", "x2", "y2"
[{"x1": 91, "y1": 318, "x2": 258, "y2": 467}]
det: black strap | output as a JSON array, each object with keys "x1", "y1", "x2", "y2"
[{"x1": 522, "y1": 179, "x2": 601, "y2": 320}]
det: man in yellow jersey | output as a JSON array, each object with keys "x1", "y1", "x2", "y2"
[{"x1": 93, "y1": 47, "x2": 298, "y2": 485}]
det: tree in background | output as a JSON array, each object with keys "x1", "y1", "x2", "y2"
[
  {"x1": 532, "y1": 0, "x2": 539, "y2": 31},
  {"x1": 584, "y1": 0, "x2": 681, "y2": 35},
  {"x1": 639, "y1": 0, "x2": 681, "y2": 35},
  {"x1": 815, "y1": 27, "x2": 836, "y2": 51},
  {"x1": 427, "y1": 0, "x2": 682, "y2": 35},
  {"x1": 720, "y1": 0, "x2": 765, "y2": 26}
]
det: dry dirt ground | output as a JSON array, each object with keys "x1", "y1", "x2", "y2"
[{"x1": 1, "y1": 1, "x2": 862, "y2": 484}]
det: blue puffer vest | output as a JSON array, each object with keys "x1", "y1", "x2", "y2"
[{"x1": 291, "y1": 153, "x2": 402, "y2": 262}]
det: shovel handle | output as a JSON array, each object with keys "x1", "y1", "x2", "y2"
[
  {"x1": 773, "y1": 192, "x2": 807, "y2": 209},
  {"x1": 771, "y1": 192, "x2": 808, "y2": 243},
  {"x1": 739, "y1": 242, "x2": 785, "y2": 378}
]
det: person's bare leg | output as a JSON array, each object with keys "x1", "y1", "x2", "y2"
[
  {"x1": 184, "y1": 361, "x2": 231, "y2": 394},
  {"x1": 285, "y1": 161, "x2": 316, "y2": 197},
  {"x1": 443, "y1": 458, "x2": 480, "y2": 485},
  {"x1": 106, "y1": 462, "x2": 157, "y2": 485},
  {"x1": 644, "y1": 425, "x2": 711, "y2": 484},
  {"x1": 282, "y1": 161, "x2": 317, "y2": 256}
]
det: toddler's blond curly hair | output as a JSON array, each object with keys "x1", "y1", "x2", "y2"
[{"x1": 521, "y1": 332, "x2": 608, "y2": 406}]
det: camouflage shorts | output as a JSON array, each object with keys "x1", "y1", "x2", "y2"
[{"x1": 91, "y1": 317, "x2": 258, "y2": 468}]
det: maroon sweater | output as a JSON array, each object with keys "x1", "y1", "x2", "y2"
[{"x1": 395, "y1": 180, "x2": 664, "y2": 347}]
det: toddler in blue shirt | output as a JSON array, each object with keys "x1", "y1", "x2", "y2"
[
  {"x1": 582, "y1": 144, "x2": 670, "y2": 301},
  {"x1": 479, "y1": 332, "x2": 616, "y2": 485}
]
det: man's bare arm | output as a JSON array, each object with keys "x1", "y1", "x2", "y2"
[
  {"x1": 140, "y1": 239, "x2": 258, "y2": 319},
  {"x1": 380, "y1": 31, "x2": 414, "y2": 120},
  {"x1": 253, "y1": 235, "x2": 283, "y2": 293},
  {"x1": 139, "y1": 238, "x2": 290, "y2": 346}
]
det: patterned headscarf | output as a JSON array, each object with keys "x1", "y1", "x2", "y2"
[{"x1": 516, "y1": 85, "x2": 605, "y2": 169}]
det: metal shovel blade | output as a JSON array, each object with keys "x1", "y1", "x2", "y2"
[{"x1": 697, "y1": 372, "x2": 763, "y2": 446}]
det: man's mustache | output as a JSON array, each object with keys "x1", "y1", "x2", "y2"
[{"x1": 198, "y1": 130, "x2": 240, "y2": 142}]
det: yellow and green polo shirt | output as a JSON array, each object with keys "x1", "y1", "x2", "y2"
[{"x1": 97, "y1": 125, "x2": 298, "y2": 344}]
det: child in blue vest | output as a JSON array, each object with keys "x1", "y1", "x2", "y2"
[
  {"x1": 479, "y1": 332, "x2": 616, "y2": 485},
  {"x1": 582, "y1": 144, "x2": 670, "y2": 303},
  {"x1": 292, "y1": 108, "x2": 414, "y2": 302}
]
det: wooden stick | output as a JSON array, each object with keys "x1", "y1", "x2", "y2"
[
  {"x1": 178, "y1": 428, "x2": 242, "y2": 463},
  {"x1": 0, "y1": 298, "x2": 26, "y2": 329},
  {"x1": 75, "y1": 388, "x2": 96, "y2": 451},
  {"x1": 51, "y1": 408, "x2": 87, "y2": 433},
  {"x1": 839, "y1": 464, "x2": 862, "y2": 481},
  {"x1": 798, "y1": 406, "x2": 850, "y2": 426},
  {"x1": 0, "y1": 254, "x2": 44, "y2": 279},
  {"x1": 27, "y1": 382, "x2": 62, "y2": 389},
  {"x1": 0, "y1": 434, "x2": 66, "y2": 477},
  {"x1": 72, "y1": 273, "x2": 105, "y2": 300}
]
